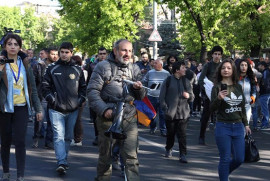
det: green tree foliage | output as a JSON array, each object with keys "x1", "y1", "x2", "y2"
[
  {"x1": 227, "y1": 0, "x2": 270, "y2": 57},
  {"x1": 58, "y1": 0, "x2": 148, "y2": 54},
  {"x1": 161, "y1": 0, "x2": 270, "y2": 60},
  {"x1": 0, "y1": 6, "x2": 48, "y2": 50}
]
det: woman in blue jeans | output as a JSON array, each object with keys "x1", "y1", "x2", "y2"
[{"x1": 210, "y1": 59, "x2": 251, "y2": 181}]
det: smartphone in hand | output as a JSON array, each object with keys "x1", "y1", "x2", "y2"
[{"x1": 221, "y1": 84, "x2": 227, "y2": 91}]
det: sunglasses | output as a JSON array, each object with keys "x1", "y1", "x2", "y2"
[{"x1": 99, "y1": 53, "x2": 106, "y2": 55}]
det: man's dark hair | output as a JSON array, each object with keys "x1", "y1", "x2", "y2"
[
  {"x1": 211, "y1": 45, "x2": 223, "y2": 55},
  {"x1": 59, "y1": 42, "x2": 73, "y2": 52},
  {"x1": 4, "y1": 34, "x2": 22, "y2": 48},
  {"x1": 141, "y1": 52, "x2": 148, "y2": 57},
  {"x1": 41, "y1": 48, "x2": 49, "y2": 54},
  {"x1": 48, "y1": 47, "x2": 58, "y2": 54},
  {"x1": 172, "y1": 61, "x2": 185, "y2": 74},
  {"x1": 166, "y1": 55, "x2": 179, "y2": 65},
  {"x1": 98, "y1": 47, "x2": 107, "y2": 52}
]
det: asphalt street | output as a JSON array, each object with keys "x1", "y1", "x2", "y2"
[{"x1": 4, "y1": 106, "x2": 270, "y2": 181}]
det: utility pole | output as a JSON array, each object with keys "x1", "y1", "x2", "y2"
[{"x1": 153, "y1": 1, "x2": 158, "y2": 59}]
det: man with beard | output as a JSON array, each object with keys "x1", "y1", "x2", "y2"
[
  {"x1": 87, "y1": 39, "x2": 146, "y2": 180},
  {"x1": 32, "y1": 47, "x2": 59, "y2": 149},
  {"x1": 136, "y1": 52, "x2": 151, "y2": 77}
]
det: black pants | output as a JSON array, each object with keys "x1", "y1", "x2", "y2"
[
  {"x1": 90, "y1": 108, "x2": 98, "y2": 137},
  {"x1": 165, "y1": 119, "x2": 188, "y2": 155},
  {"x1": 74, "y1": 105, "x2": 84, "y2": 143},
  {"x1": 0, "y1": 106, "x2": 29, "y2": 177},
  {"x1": 193, "y1": 93, "x2": 202, "y2": 112},
  {"x1": 199, "y1": 97, "x2": 211, "y2": 138}
]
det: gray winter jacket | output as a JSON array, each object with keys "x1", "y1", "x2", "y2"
[
  {"x1": 160, "y1": 75, "x2": 194, "y2": 120},
  {"x1": 87, "y1": 53, "x2": 146, "y2": 120}
]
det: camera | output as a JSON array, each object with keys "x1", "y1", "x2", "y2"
[{"x1": 0, "y1": 59, "x2": 14, "y2": 65}]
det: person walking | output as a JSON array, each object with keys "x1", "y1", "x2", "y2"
[
  {"x1": 210, "y1": 59, "x2": 251, "y2": 181},
  {"x1": 42, "y1": 42, "x2": 87, "y2": 175},
  {"x1": 198, "y1": 45, "x2": 223, "y2": 145},
  {"x1": 160, "y1": 61, "x2": 194, "y2": 163},
  {"x1": 143, "y1": 58, "x2": 170, "y2": 136},
  {"x1": 87, "y1": 39, "x2": 146, "y2": 180},
  {"x1": 236, "y1": 59, "x2": 256, "y2": 124},
  {"x1": 0, "y1": 34, "x2": 43, "y2": 181}
]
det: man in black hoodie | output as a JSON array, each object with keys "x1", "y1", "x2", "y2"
[{"x1": 42, "y1": 42, "x2": 86, "y2": 175}]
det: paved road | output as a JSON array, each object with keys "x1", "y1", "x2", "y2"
[{"x1": 4, "y1": 106, "x2": 270, "y2": 181}]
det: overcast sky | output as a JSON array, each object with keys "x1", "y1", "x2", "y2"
[{"x1": 0, "y1": 0, "x2": 60, "y2": 7}]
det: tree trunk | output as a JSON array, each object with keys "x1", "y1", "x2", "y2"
[
  {"x1": 184, "y1": 0, "x2": 207, "y2": 62},
  {"x1": 200, "y1": 44, "x2": 207, "y2": 62}
]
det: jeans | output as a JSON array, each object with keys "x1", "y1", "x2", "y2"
[
  {"x1": 148, "y1": 96, "x2": 166, "y2": 133},
  {"x1": 215, "y1": 122, "x2": 245, "y2": 181},
  {"x1": 259, "y1": 94, "x2": 270, "y2": 127},
  {"x1": 49, "y1": 109, "x2": 78, "y2": 166}
]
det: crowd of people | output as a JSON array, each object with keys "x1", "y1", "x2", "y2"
[{"x1": 0, "y1": 33, "x2": 269, "y2": 181}]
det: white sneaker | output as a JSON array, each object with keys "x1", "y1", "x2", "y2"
[
  {"x1": 2, "y1": 172, "x2": 10, "y2": 181},
  {"x1": 70, "y1": 139, "x2": 82, "y2": 146}
]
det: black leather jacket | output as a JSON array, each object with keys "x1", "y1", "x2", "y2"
[{"x1": 42, "y1": 59, "x2": 86, "y2": 113}]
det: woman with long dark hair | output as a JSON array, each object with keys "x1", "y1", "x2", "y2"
[
  {"x1": 210, "y1": 59, "x2": 251, "y2": 181},
  {"x1": 0, "y1": 34, "x2": 42, "y2": 181},
  {"x1": 236, "y1": 59, "x2": 256, "y2": 124}
]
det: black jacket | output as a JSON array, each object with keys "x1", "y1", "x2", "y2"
[{"x1": 42, "y1": 59, "x2": 86, "y2": 113}]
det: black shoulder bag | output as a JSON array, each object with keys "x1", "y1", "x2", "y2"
[{"x1": 245, "y1": 134, "x2": 260, "y2": 163}]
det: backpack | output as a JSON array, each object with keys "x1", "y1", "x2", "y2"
[{"x1": 166, "y1": 76, "x2": 187, "y2": 90}]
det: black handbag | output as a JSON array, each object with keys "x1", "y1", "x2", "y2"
[{"x1": 244, "y1": 134, "x2": 260, "y2": 163}]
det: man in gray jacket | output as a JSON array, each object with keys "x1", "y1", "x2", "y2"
[
  {"x1": 87, "y1": 39, "x2": 146, "y2": 181},
  {"x1": 160, "y1": 61, "x2": 194, "y2": 163}
]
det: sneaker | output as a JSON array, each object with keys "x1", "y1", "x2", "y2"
[
  {"x1": 260, "y1": 125, "x2": 270, "y2": 130},
  {"x1": 2, "y1": 173, "x2": 10, "y2": 181},
  {"x1": 209, "y1": 122, "x2": 215, "y2": 130},
  {"x1": 44, "y1": 142, "x2": 54, "y2": 150},
  {"x1": 179, "y1": 154, "x2": 188, "y2": 163},
  {"x1": 16, "y1": 177, "x2": 24, "y2": 181},
  {"x1": 198, "y1": 137, "x2": 206, "y2": 145},
  {"x1": 160, "y1": 132, "x2": 167, "y2": 137},
  {"x1": 149, "y1": 128, "x2": 156, "y2": 135},
  {"x1": 56, "y1": 164, "x2": 67, "y2": 175},
  {"x1": 92, "y1": 136, "x2": 98, "y2": 146},
  {"x1": 32, "y1": 138, "x2": 39, "y2": 148},
  {"x1": 70, "y1": 139, "x2": 82, "y2": 146},
  {"x1": 120, "y1": 169, "x2": 125, "y2": 177},
  {"x1": 165, "y1": 149, "x2": 172, "y2": 158},
  {"x1": 112, "y1": 161, "x2": 121, "y2": 170}
]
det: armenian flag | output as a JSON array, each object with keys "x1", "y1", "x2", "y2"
[{"x1": 134, "y1": 96, "x2": 156, "y2": 127}]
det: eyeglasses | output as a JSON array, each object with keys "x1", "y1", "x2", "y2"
[{"x1": 99, "y1": 53, "x2": 106, "y2": 55}]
